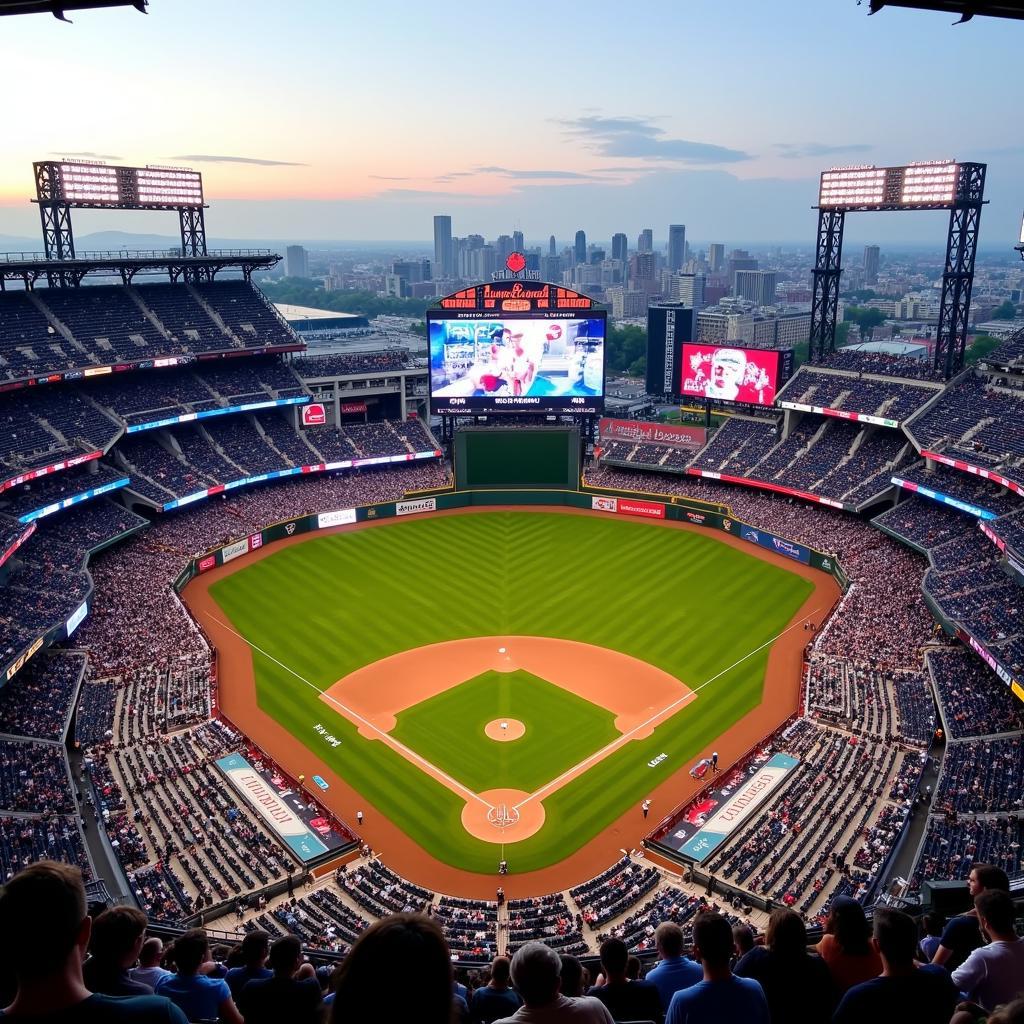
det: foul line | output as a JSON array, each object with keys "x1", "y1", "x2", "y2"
[
  {"x1": 513, "y1": 608, "x2": 823, "y2": 811},
  {"x1": 201, "y1": 612, "x2": 492, "y2": 810}
]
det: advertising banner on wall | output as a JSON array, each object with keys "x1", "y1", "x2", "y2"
[
  {"x1": 660, "y1": 752, "x2": 800, "y2": 861},
  {"x1": 317, "y1": 508, "x2": 357, "y2": 529},
  {"x1": 739, "y1": 524, "x2": 811, "y2": 564},
  {"x1": 221, "y1": 538, "x2": 250, "y2": 564},
  {"x1": 396, "y1": 498, "x2": 437, "y2": 516},
  {"x1": 215, "y1": 752, "x2": 350, "y2": 862},
  {"x1": 599, "y1": 418, "x2": 707, "y2": 450}
]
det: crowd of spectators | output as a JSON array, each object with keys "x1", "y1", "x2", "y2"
[
  {"x1": 873, "y1": 496, "x2": 979, "y2": 554},
  {"x1": 571, "y1": 858, "x2": 662, "y2": 928},
  {"x1": 507, "y1": 894, "x2": 588, "y2": 956},
  {"x1": 818, "y1": 347, "x2": 944, "y2": 381},
  {"x1": 927, "y1": 647, "x2": 1024, "y2": 739},
  {"x1": 933, "y1": 736, "x2": 1024, "y2": 815},
  {"x1": 0, "y1": 651, "x2": 84, "y2": 741},
  {"x1": 776, "y1": 366, "x2": 941, "y2": 422},
  {"x1": 292, "y1": 350, "x2": 410, "y2": 376}
]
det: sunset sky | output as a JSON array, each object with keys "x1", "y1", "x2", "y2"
[{"x1": 0, "y1": 0, "x2": 1020, "y2": 245}]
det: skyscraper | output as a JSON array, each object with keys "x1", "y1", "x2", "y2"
[
  {"x1": 708, "y1": 243, "x2": 725, "y2": 273},
  {"x1": 863, "y1": 245, "x2": 880, "y2": 285},
  {"x1": 574, "y1": 230, "x2": 587, "y2": 266},
  {"x1": 433, "y1": 215, "x2": 452, "y2": 279},
  {"x1": 638, "y1": 228, "x2": 653, "y2": 253},
  {"x1": 284, "y1": 245, "x2": 308, "y2": 278},
  {"x1": 734, "y1": 270, "x2": 777, "y2": 307},
  {"x1": 611, "y1": 233, "x2": 628, "y2": 263},
  {"x1": 512, "y1": 230, "x2": 524, "y2": 253},
  {"x1": 668, "y1": 224, "x2": 686, "y2": 272},
  {"x1": 549, "y1": 234, "x2": 556, "y2": 256}
]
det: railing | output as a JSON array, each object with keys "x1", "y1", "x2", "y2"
[{"x1": 1, "y1": 248, "x2": 277, "y2": 263}]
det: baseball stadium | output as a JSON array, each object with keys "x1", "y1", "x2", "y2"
[{"x1": 1, "y1": 7, "x2": 1023, "y2": 1023}]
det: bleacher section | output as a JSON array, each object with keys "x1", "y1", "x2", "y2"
[
  {"x1": 0, "y1": 460, "x2": 127, "y2": 521},
  {"x1": 0, "y1": 282, "x2": 301, "y2": 385},
  {"x1": 777, "y1": 366, "x2": 940, "y2": 422}
]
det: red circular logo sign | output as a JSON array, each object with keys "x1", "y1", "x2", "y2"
[{"x1": 505, "y1": 252, "x2": 526, "y2": 273}]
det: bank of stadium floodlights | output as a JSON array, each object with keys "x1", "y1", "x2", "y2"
[
  {"x1": 808, "y1": 160, "x2": 986, "y2": 380},
  {"x1": 2, "y1": 159, "x2": 279, "y2": 289}
]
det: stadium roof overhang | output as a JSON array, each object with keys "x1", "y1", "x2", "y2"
[
  {"x1": 868, "y1": 0, "x2": 1024, "y2": 21},
  {"x1": 0, "y1": 0, "x2": 146, "y2": 17}
]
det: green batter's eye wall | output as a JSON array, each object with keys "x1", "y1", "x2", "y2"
[{"x1": 455, "y1": 428, "x2": 580, "y2": 490}]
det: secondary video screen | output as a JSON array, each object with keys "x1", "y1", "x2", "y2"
[
  {"x1": 429, "y1": 315, "x2": 605, "y2": 414},
  {"x1": 680, "y1": 344, "x2": 780, "y2": 407}
]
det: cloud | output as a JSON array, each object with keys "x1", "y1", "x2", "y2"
[
  {"x1": 374, "y1": 188, "x2": 490, "y2": 200},
  {"x1": 51, "y1": 151, "x2": 122, "y2": 160},
  {"x1": 775, "y1": 142, "x2": 874, "y2": 159},
  {"x1": 369, "y1": 174, "x2": 413, "y2": 180},
  {"x1": 170, "y1": 154, "x2": 308, "y2": 167},
  {"x1": 557, "y1": 115, "x2": 751, "y2": 163},
  {"x1": 473, "y1": 166, "x2": 600, "y2": 180}
]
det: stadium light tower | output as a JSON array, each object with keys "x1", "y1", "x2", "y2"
[
  {"x1": 1017, "y1": 211, "x2": 1024, "y2": 261},
  {"x1": 808, "y1": 160, "x2": 986, "y2": 380}
]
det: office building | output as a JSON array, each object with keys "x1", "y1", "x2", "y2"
[
  {"x1": 611, "y1": 232, "x2": 628, "y2": 263},
  {"x1": 285, "y1": 245, "x2": 309, "y2": 278},
  {"x1": 629, "y1": 251, "x2": 656, "y2": 289},
  {"x1": 668, "y1": 272, "x2": 705, "y2": 309},
  {"x1": 697, "y1": 306, "x2": 755, "y2": 344},
  {"x1": 864, "y1": 245, "x2": 880, "y2": 285},
  {"x1": 727, "y1": 249, "x2": 758, "y2": 290},
  {"x1": 708, "y1": 243, "x2": 725, "y2": 273},
  {"x1": 540, "y1": 254, "x2": 562, "y2": 282},
  {"x1": 646, "y1": 302, "x2": 696, "y2": 398},
  {"x1": 638, "y1": 228, "x2": 653, "y2": 253},
  {"x1": 574, "y1": 229, "x2": 587, "y2": 265},
  {"x1": 607, "y1": 286, "x2": 647, "y2": 320},
  {"x1": 433, "y1": 215, "x2": 453, "y2": 279},
  {"x1": 549, "y1": 235, "x2": 557, "y2": 256},
  {"x1": 668, "y1": 224, "x2": 686, "y2": 272},
  {"x1": 512, "y1": 230, "x2": 524, "y2": 252},
  {"x1": 734, "y1": 270, "x2": 778, "y2": 307}
]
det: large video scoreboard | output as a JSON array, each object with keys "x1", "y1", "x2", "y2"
[{"x1": 428, "y1": 280, "x2": 606, "y2": 416}]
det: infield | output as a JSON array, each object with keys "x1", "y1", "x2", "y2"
[{"x1": 197, "y1": 508, "x2": 823, "y2": 879}]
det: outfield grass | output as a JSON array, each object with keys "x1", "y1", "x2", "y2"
[
  {"x1": 390, "y1": 669, "x2": 619, "y2": 794},
  {"x1": 209, "y1": 511, "x2": 814, "y2": 873}
]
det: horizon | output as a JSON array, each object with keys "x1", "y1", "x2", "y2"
[{"x1": 0, "y1": 1, "x2": 1021, "y2": 247}]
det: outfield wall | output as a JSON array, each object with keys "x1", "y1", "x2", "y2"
[{"x1": 173, "y1": 487, "x2": 851, "y2": 595}]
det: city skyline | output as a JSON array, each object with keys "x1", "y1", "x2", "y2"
[{"x1": 0, "y1": 1, "x2": 1021, "y2": 244}]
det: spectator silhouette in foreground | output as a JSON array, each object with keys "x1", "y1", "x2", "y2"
[
  {"x1": 735, "y1": 908, "x2": 836, "y2": 1024},
  {"x1": 236, "y1": 934, "x2": 321, "y2": 1024},
  {"x1": 932, "y1": 863, "x2": 1011, "y2": 971},
  {"x1": 833, "y1": 908, "x2": 957, "y2": 1024},
  {"x1": 224, "y1": 931, "x2": 271, "y2": 1001},
  {"x1": 950, "y1": 889, "x2": 1024, "y2": 1014},
  {"x1": 470, "y1": 956, "x2": 521, "y2": 1024},
  {"x1": 130, "y1": 938, "x2": 172, "y2": 992},
  {"x1": 330, "y1": 913, "x2": 466, "y2": 1024},
  {"x1": 155, "y1": 930, "x2": 243, "y2": 1024},
  {"x1": 0, "y1": 861, "x2": 187, "y2": 1023},
  {"x1": 83, "y1": 906, "x2": 154, "y2": 998},
  {"x1": 815, "y1": 896, "x2": 882, "y2": 994},
  {"x1": 559, "y1": 954, "x2": 586, "y2": 999},
  {"x1": 665, "y1": 911, "x2": 769, "y2": 1024},
  {"x1": 587, "y1": 937, "x2": 663, "y2": 1023},
  {"x1": 645, "y1": 921, "x2": 702, "y2": 1012},
  {"x1": 494, "y1": 941, "x2": 613, "y2": 1024}
]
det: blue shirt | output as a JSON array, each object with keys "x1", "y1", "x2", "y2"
[
  {"x1": 666, "y1": 975, "x2": 769, "y2": 1024},
  {"x1": 832, "y1": 966, "x2": 957, "y2": 1024},
  {"x1": 225, "y1": 965, "x2": 272, "y2": 999},
  {"x1": 645, "y1": 956, "x2": 704, "y2": 1010},
  {"x1": 0, "y1": 993, "x2": 188, "y2": 1023},
  {"x1": 154, "y1": 973, "x2": 231, "y2": 1022}
]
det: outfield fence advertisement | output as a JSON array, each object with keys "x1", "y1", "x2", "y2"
[
  {"x1": 658, "y1": 752, "x2": 800, "y2": 862},
  {"x1": 215, "y1": 752, "x2": 350, "y2": 862},
  {"x1": 590, "y1": 495, "x2": 666, "y2": 519},
  {"x1": 739, "y1": 524, "x2": 811, "y2": 565},
  {"x1": 599, "y1": 418, "x2": 706, "y2": 450}
]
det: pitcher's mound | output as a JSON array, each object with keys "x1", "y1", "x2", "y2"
[{"x1": 485, "y1": 719, "x2": 525, "y2": 741}]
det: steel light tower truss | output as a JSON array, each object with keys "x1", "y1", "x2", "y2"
[{"x1": 808, "y1": 160, "x2": 986, "y2": 379}]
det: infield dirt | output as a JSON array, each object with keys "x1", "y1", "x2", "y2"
[{"x1": 183, "y1": 505, "x2": 839, "y2": 898}]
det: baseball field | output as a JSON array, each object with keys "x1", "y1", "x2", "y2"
[{"x1": 191, "y1": 508, "x2": 829, "y2": 886}]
